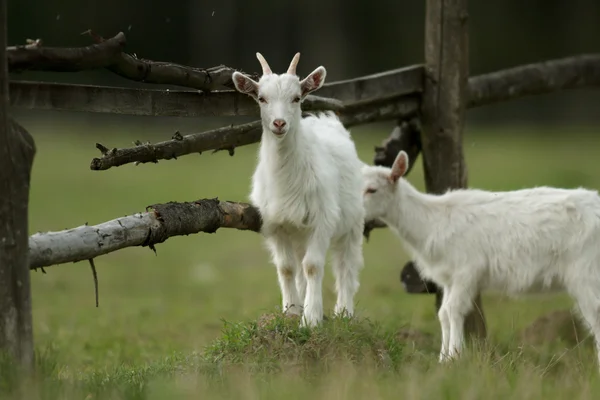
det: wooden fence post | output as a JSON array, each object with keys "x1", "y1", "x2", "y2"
[
  {"x1": 420, "y1": 0, "x2": 487, "y2": 340},
  {"x1": 0, "y1": 0, "x2": 36, "y2": 369}
]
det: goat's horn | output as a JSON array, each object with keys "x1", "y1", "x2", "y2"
[
  {"x1": 287, "y1": 52, "x2": 301, "y2": 75},
  {"x1": 256, "y1": 52, "x2": 272, "y2": 75}
]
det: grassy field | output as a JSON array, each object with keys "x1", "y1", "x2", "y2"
[{"x1": 3, "y1": 112, "x2": 600, "y2": 398}]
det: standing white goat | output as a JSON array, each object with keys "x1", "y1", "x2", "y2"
[
  {"x1": 231, "y1": 52, "x2": 365, "y2": 327},
  {"x1": 362, "y1": 150, "x2": 600, "y2": 369}
]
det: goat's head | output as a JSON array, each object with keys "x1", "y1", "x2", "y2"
[
  {"x1": 232, "y1": 52, "x2": 327, "y2": 139},
  {"x1": 361, "y1": 150, "x2": 409, "y2": 221}
]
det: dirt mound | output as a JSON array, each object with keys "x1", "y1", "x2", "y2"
[
  {"x1": 203, "y1": 313, "x2": 408, "y2": 372},
  {"x1": 395, "y1": 327, "x2": 433, "y2": 348},
  {"x1": 519, "y1": 309, "x2": 591, "y2": 347}
]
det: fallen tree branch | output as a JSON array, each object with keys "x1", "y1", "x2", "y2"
[
  {"x1": 9, "y1": 81, "x2": 342, "y2": 118},
  {"x1": 467, "y1": 53, "x2": 600, "y2": 108},
  {"x1": 83, "y1": 30, "x2": 260, "y2": 92},
  {"x1": 7, "y1": 30, "x2": 258, "y2": 92},
  {"x1": 108, "y1": 58, "x2": 259, "y2": 92},
  {"x1": 89, "y1": 94, "x2": 420, "y2": 170},
  {"x1": 28, "y1": 197, "x2": 385, "y2": 269},
  {"x1": 7, "y1": 32, "x2": 126, "y2": 72},
  {"x1": 29, "y1": 198, "x2": 262, "y2": 270},
  {"x1": 90, "y1": 121, "x2": 261, "y2": 170}
]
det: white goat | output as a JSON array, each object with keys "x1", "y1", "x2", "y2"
[
  {"x1": 362, "y1": 150, "x2": 600, "y2": 368},
  {"x1": 232, "y1": 52, "x2": 365, "y2": 327}
]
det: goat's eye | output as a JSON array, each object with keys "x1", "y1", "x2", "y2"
[
  {"x1": 292, "y1": 96, "x2": 301, "y2": 103},
  {"x1": 366, "y1": 188, "x2": 377, "y2": 194},
  {"x1": 258, "y1": 97, "x2": 267, "y2": 103}
]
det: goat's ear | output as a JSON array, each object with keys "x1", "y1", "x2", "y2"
[
  {"x1": 300, "y1": 66, "x2": 327, "y2": 98},
  {"x1": 232, "y1": 72, "x2": 259, "y2": 99},
  {"x1": 390, "y1": 151, "x2": 409, "y2": 183}
]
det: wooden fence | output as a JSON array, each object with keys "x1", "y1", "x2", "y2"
[{"x1": 2, "y1": 0, "x2": 600, "y2": 369}]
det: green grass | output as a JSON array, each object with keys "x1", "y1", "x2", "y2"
[{"x1": 4, "y1": 112, "x2": 600, "y2": 398}]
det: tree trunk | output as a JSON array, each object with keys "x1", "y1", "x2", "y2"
[
  {"x1": 420, "y1": 0, "x2": 487, "y2": 340},
  {"x1": 0, "y1": 0, "x2": 36, "y2": 369}
]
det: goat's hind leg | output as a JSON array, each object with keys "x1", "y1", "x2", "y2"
[
  {"x1": 330, "y1": 227, "x2": 364, "y2": 318},
  {"x1": 294, "y1": 245, "x2": 307, "y2": 306},
  {"x1": 266, "y1": 235, "x2": 303, "y2": 316},
  {"x1": 437, "y1": 286, "x2": 451, "y2": 363},
  {"x1": 571, "y1": 278, "x2": 600, "y2": 373}
]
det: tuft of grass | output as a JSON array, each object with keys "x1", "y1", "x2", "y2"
[{"x1": 203, "y1": 312, "x2": 409, "y2": 374}]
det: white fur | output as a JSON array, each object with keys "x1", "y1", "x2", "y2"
[
  {"x1": 232, "y1": 53, "x2": 365, "y2": 327},
  {"x1": 362, "y1": 150, "x2": 600, "y2": 369}
]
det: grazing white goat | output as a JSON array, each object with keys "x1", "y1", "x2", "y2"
[
  {"x1": 231, "y1": 52, "x2": 365, "y2": 327},
  {"x1": 362, "y1": 150, "x2": 600, "y2": 368}
]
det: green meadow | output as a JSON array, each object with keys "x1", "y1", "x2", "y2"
[{"x1": 2, "y1": 111, "x2": 600, "y2": 399}]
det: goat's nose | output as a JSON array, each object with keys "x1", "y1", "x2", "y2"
[{"x1": 273, "y1": 119, "x2": 286, "y2": 129}]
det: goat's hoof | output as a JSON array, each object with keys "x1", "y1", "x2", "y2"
[
  {"x1": 438, "y1": 352, "x2": 459, "y2": 364},
  {"x1": 300, "y1": 316, "x2": 322, "y2": 328}
]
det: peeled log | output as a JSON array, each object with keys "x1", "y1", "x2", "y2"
[{"x1": 29, "y1": 199, "x2": 261, "y2": 270}]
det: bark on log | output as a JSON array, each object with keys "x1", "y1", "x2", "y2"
[
  {"x1": 420, "y1": 0, "x2": 487, "y2": 340},
  {"x1": 0, "y1": 0, "x2": 35, "y2": 369},
  {"x1": 29, "y1": 199, "x2": 261, "y2": 270}
]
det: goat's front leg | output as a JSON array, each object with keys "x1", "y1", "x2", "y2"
[
  {"x1": 301, "y1": 229, "x2": 331, "y2": 327},
  {"x1": 266, "y1": 235, "x2": 303, "y2": 316},
  {"x1": 330, "y1": 227, "x2": 363, "y2": 318},
  {"x1": 437, "y1": 286, "x2": 451, "y2": 363}
]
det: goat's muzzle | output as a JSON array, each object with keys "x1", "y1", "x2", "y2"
[{"x1": 271, "y1": 119, "x2": 288, "y2": 136}]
